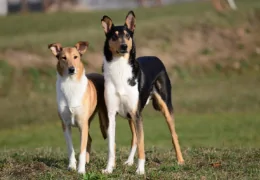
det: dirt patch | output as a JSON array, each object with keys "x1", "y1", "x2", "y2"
[
  {"x1": 0, "y1": 23, "x2": 259, "y2": 71},
  {"x1": 0, "y1": 50, "x2": 56, "y2": 68}
]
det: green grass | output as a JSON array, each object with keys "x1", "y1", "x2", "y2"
[
  {"x1": 1, "y1": 147, "x2": 260, "y2": 179},
  {"x1": 1, "y1": 113, "x2": 260, "y2": 150}
]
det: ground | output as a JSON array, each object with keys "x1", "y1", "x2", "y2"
[{"x1": 0, "y1": 0, "x2": 260, "y2": 179}]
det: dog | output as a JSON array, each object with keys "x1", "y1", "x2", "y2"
[
  {"x1": 100, "y1": 11, "x2": 184, "y2": 175},
  {"x1": 48, "y1": 41, "x2": 108, "y2": 174}
]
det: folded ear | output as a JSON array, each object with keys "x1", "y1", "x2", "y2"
[
  {"x1": 48, "y1": 43, "x2": 62, "y2": 57},
  {"x1": 125, "y1": 11, "x2": 136, "y2": 32},
  {"x1": 75, "y1": 41, "x2": 89, "y2": 55},
  {"x1": 101, "y1": 15, "x2": 114, "y2": 34}
]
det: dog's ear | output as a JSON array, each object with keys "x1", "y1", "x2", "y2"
[
  {"x1": 101, "y1": 16, "x2": 114, "y2": 34},
  {"x1": 48, "y1": 43, "x2": 62, "y2": 57},
  {"x1": 75, "y1": 41, "x2": 89, "y2": 55},
  {"x1": 125, "y1": 11, "x2": 136, "y2": 32}
]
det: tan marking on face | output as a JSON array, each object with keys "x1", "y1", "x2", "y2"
[
  {"x1": 124, "y1": 30, "x2": 132, "y2": 53},
  {"x1": 109, "y1": 36, "x2": 121, "y2": 56},
  {"x1": 56, "y1": 47, "x2": 84, "y2": 80},
  {"x1": 109, "y1": 30, "x2": 133, "y2": 57}
]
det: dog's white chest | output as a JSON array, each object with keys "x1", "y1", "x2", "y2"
[
  {"x1": 104, "y1": 57, "x2": 135, "y2": 95},
  {"x1": 56, "y1": 75, "x2": 88, "y2": 109},
  {"x1": 103, "y1": 57, "x2": 139, "y2": 117}
]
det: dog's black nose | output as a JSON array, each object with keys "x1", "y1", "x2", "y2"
[
  {"x1": 120, "y1": 44, "x2": 128, "y2": 51},
  {"x1": 68, "y1": 66, "x2": 75, "y2": 74}
]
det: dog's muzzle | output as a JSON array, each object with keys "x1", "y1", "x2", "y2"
[
  {"x1": 68, "y1": 66, "x2": 75, "y2": 75},
  {"x1": 118, "y1": 43, "x2": 128, "y2": 54}
]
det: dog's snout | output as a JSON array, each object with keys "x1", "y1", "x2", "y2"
[
  {"x1": 68, "y1": 66, "x2": 75, "y2": 74},
  {"x1": 120, "y1": 44, "x2": 127, "y2": 51}
]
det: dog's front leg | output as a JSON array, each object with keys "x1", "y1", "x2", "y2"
[
  {"x1": 132, "y1": 114, "x2": 145, "y2": 175},
  {"x1": 78, "y1": 120, "x2": 89, "y2": 174},
  {"x1": 124, "y1": 119, "x2": 137, "y2": 166},
  {"x1": 62, "y1": 123, "x2": 77, "y2": 171},
  {"x1": 102, "y1": 110, "x2": 116, "y2": 174}
]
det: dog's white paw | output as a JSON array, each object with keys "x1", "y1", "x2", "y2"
[
  {"x1": 102, "y1": 167, "x2": 113, "y2": 174},
  {"x1": 136, "y1": 159, "x2": 145, "y2": 175},
  {"x1": 136, "y1": 167, "x2": 145, "y2": 175},
  {"x1": 68, "y1": 162, "x2": 77, "y2": 171},
  {"x1": 178, "y1": 160, "x2": 185, "y2": 165},
  {"x1": 124, "y1": 159, "x2": 134, "y2": 166},
  {"x1": 77, "y1": 168, "x2": 86, "y2": 174}
]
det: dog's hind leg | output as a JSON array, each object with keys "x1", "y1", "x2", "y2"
[
  {"x1": 152, "y1": 71, "x2": 185, "y2": 164},
  {"x1": 86, "y1": 134, "x2": 92, "y2": 164},
  {"x1": 124, "y1": 119, "x2": 137, "y2": 166},
  {"x1": 153, "y1": 92, "x2": 184, "y2": 164}
]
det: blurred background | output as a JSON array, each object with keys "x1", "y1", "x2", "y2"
[{"x1": 0, "y1": 0, "x2": 260, "y2": 178}]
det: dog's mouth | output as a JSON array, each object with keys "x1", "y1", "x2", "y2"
[
  {"x1": 68, "y1": 72, "x2": 76, "y2": 75},
  {"x1": 116, "y1": 50, "x2": 128, "y2": 54}
]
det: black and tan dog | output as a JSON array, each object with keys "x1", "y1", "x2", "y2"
[
  {"x1": 48, "y1": 41, "x2": 108, "y2": 174},
  {"x1": 101, "y1": 11, "x2": 184, "y2": 174}
]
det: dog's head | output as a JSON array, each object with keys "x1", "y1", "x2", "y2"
[
  {"x1": 48, "y1": 41, "x2": 88, "y2": 77},
  {"x1": 101, "y1": 11, "x2": 136, "y2": 58}
]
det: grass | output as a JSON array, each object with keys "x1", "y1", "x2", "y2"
[
  {"x1": 1, "y1": 148, "x2": 260, "y2": 179},
  {"x1": 1, "y1": 0, "x2": 260, "y2": 179},
  {"x1": 1, "y1": 113, "x2": 260, "y2": 149}
]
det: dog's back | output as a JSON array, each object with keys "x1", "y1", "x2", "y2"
[
  {"x1": 137, "y1": 56, "x2": 173, "y2": 113},
  {"x1": 87, "y1": 73, "x2": 108, "y2": 139}
]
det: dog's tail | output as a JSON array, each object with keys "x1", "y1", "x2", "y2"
[{"x1": 98, "y1": 102, "x2": 108, "y2": 139}]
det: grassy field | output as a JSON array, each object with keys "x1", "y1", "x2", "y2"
[
  {"x1": 1, "y1": 0, "x2": 260, "y2": 179},
  {"x1": 0, "y1": 65, "x2": 259, "y2": 179},
  {"x1": 1, "y1": 148, "x2": 260, "y2": 180}
]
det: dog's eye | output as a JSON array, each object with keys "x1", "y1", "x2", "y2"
[
  {"x1": 126, "y1": 34, "x2": 130, "y2": 39},
  {"x1": 74, "y1": 56, "x2": 78, "y2": 59},
  {"x1": 62, "y1": 56, "x2": 66, "y2": 60},
  {"x1": 111, "y1": 34, "x2": 118, "y2": 41}
]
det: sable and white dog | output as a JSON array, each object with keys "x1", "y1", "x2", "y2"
[
  {"x1": 48, "y1": 41, "x2": 108, "y2": 174},
  {"x1": 101, "y1": 11, "x2": 184, "y2": 175}
]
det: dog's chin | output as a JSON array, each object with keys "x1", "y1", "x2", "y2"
[
  {"x1": 116, "y1": 50, "x2": 128, "y2": 55},
  {"x1": 68, "y1": 72, "x2": 76, "y2": 76}
]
